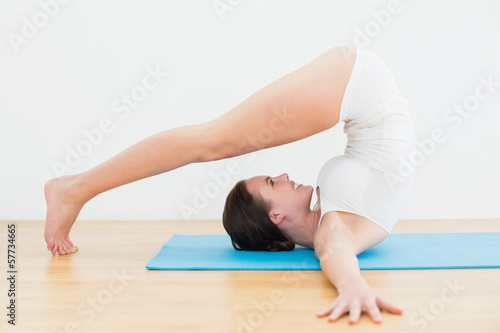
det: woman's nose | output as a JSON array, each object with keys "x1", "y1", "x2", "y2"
[
  {"x1": 271, "y1": 173, "x2": 288, "y2": 184},
  {"x1": 277, "y1": 173, "x2": 289, "y2": 181}
]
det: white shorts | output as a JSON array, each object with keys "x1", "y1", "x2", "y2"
[{"x1": 316, "y1": 47, "x2": 417, "y2": 233}]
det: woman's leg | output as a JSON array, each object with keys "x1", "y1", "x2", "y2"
[
  {"x1": 45, "y1": 125, "x2": 209, "y2": 255},
  {"x1": 45, "y1": 44, "x2": 357, "y2": 255}
]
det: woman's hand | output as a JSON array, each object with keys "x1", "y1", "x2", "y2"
[{"x1": 317, "y1": 277, "x2": 403, "y2": 324}]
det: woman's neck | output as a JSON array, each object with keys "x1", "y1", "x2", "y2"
[
  {"x1": 290, "y1": 207, "x2": 321, "y2": 249},
  {"x1": 284, "y1": 186, "x2": 322, "y2": 249}
]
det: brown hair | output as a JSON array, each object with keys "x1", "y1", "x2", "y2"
[{"x1": 222, "y1": 180, "x2": 295, "y2": 251}]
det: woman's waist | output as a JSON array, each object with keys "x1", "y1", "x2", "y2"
[{"x1": 344, "y1": 96, "x2": 412, "y2": 129}]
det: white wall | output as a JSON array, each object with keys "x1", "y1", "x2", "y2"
[{"x1": 1, "y1": 0, "x2": 499, "y2": 221}]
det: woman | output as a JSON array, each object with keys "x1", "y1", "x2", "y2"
[{"x1": 44, "y1": 44, "x2": 415, "y2": 324}]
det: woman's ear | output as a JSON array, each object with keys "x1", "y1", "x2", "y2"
[{"x1": 269, "y1": 211, "x2": 284, "y2": 225}]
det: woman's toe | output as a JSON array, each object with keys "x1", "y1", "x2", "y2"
[
  {"x1": 65, "y1": 236, "x2": 74, "y2": 248},
  {"x1": 51, "y1": 243, "x2": 59, "y2": 255}
]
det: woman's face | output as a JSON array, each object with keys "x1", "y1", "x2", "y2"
[{"x1": 245, "y1": 173, "x2": 315, "y2": 224}]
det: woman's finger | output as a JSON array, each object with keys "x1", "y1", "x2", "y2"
[
  {"x1": 328, "y1": 301, "x2": 347, "y2": 322},
  {"x1": 348, "y1": 302, "x2": 361, "y2": 325},
  {"x1": 376, "y1": 296, "x2": 404, "y2": 315},
  {"x1": 317, "y1": 298, "x2": 339, "y2": 317},
  {"x1": 317, "y1": 305, "x2": 333, "y2": 317},
  {"x1": 366, "y1": 303, "x2": 383, "y2": 323}
]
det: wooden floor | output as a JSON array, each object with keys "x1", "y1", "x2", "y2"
[{"x1": 1, "y1": 219, "x2": 500, "y2": 333}]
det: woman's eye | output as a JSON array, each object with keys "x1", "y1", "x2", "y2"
[{"x1": 270, "y1": 180, "x2": 274, "y2": 186}]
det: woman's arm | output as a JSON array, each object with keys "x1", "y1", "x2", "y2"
[{"x1": 313, "y1": 211, "x2": 403, "y2": 324}]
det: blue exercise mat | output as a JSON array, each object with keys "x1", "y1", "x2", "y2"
[{"x1": 145, "y1": 232, "x2": 500, "y2": 270}]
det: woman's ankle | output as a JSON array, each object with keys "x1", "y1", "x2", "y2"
[{"x1": 56, "y1": 174, "x2": 92, "y2": 207}]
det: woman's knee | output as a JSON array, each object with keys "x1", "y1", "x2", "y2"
[{"x1": 195, "y1": 123, "x2": 236, "y2": 162}]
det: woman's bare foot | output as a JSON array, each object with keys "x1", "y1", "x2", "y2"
[{"x1": 44, "y1": 175, "x2": 85, "y2": 255}]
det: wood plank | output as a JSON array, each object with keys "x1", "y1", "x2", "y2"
[{"x1": 0, "y1": 219, "x2": 499, "y2": 333}]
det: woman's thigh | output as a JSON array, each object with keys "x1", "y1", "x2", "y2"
[{"x1": 199, "y1": 45, "x2": 357, "y2": 161}]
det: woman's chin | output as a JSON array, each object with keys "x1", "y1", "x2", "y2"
[{"x1": 302, "y1": 184, "x2": 314, "y2": 194}]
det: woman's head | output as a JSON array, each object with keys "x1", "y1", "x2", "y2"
[{"x1": 222, "y1": 173, "x2": 316, "y2": 251}]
